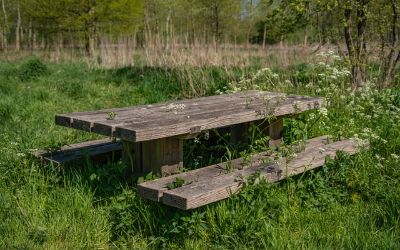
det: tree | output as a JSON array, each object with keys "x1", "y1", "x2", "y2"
[
  {"x1": 1, "y1": 0, "x2": 9, "y2": 51},
  {"x1": 27, "y1": 0, "x2": 143, "y2": 55},
  {"x1": 341, "y1": 0, "x2": 369, "y2": 89},
  {"x1": 374, "y1": 0, "x2": 400, "y2": 88},
  {"x1": 15, "y1": 0, "x2": 20, "y2": 51},
  {"x1": 197, "y1": 0, "x2": 241, "y2": 49},
  {"x1": 254, "y1": 0, "x2": 311, "y2": 45}
]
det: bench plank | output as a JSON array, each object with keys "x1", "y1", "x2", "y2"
[
  {"x1": 138, "y1": 136, "x2": 366, "y2": 210},
  {"x1": 138, "y1": 136, "x2": 331, "y2": 201},
  {"x1": 116, "y1": 96, "x2": 324, "y2": 142},
  {"x1": 34, "y1": 139, "x2": 122, "y2": 165},
  {"x1": 56, "y1": 91, "x2": 277, "y2": 130}
]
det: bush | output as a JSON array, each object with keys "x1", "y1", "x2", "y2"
[{"x1": 18, "y1": 57, "x2": 48, "y2": 81}]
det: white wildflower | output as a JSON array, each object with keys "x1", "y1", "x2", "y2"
[
  {"x1": 16, "y1": 153, "x2": 26, "y2": 157},
  {"x1": 390, "y1": 154, "x2": 399, "y2": 159},
  {"x1": 166, "y1": 103, "x2": 186, "y2": 113},
  {"x1": 204, "y1": 131, "x2": 210, "y2": 140},
  {"x1": 318, "y1": 107, "x2": 328, "y2": 116}
]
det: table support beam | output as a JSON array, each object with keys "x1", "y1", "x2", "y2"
[
  {"x1": 230, "y1": 118, "x2": 283, "y2": 148},
  {"x1": 122, "y1": 138, "x2": 183, "y2": 177},
  {"x1": 268, "y1": 118, "x2": 283, "y2": 147},
  {"x1": 230, "y1": 123, "x2": 249, "y2": 146}
]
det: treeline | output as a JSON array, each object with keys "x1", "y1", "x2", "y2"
[{"x1": 0, "y1": 0, "x2": 399, "y2": 87}]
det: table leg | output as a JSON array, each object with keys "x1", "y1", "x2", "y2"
[
  {"x1": 268, "y1": 118, "x2": 283, "y2": 147},
  {"x1": 121, "y1": 141, "x2": 140, "y2": 177},
  {"x1": 230, "y1": 123, "x2": 249, "y2": 146},
  {"x1": 229, "y1": 119, "x2": 283, "y2": 148},
  {"x1": 122, "y1": 138, "x2": 183, "y2": 176}
]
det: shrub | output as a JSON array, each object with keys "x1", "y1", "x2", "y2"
[{"x1": 18, "y1": 57, "x2": 48, "y2": 81}]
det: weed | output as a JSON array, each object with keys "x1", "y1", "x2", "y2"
[
  {"x1": 165, "y1": 178, "x2": 186, "y2": 190},
  {"x1": 106, "y1": 112, "x2": 117, "y2": 120},
  {"x1": 18, "y1": 57, "x2": 48, "y2": 81}
]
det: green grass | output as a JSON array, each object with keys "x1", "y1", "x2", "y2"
[{"x1": 0, "y1": 56, "x2": 399, "y2": 249}]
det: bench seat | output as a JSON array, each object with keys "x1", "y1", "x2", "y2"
[
  {"x1": 34, "y1": 138, "x2": 122, "y2": 166},
  {"x1": 138, "y1": 136, "x2": 367, "y2": 210}
]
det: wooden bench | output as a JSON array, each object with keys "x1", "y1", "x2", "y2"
[
  {"x1": 55, "y1": 91, "x2": 325, "y2": 175},
  {"x1": 34, "y1": 138, "x2": 122, "y2": 166},
  {"x1": 48, "y1": 90, "x2": 367, "y2": 209},
  {"x1": 138, "y1": 136, "x2": 366, "y2": 210}
]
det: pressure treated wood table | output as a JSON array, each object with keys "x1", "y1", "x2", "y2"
[{"x1": 56, "y1": 90, "x2": 325, "y2": 176}]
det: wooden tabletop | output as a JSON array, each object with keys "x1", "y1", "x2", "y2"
[{"x1": 56, "y1": 91, "x2": 325, "y2": 142}]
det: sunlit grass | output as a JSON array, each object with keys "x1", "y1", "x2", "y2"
[{"x1": 0, "y1": 55, "x2": 399, "y2": 249}]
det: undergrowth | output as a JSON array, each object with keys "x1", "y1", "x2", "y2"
[{"x1": 0, "y1": 54, "x2": 399, "y2": 249}]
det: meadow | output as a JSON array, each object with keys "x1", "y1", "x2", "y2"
[{"x1": 0, "y1": 49, "x2": 399, "y2": 249}]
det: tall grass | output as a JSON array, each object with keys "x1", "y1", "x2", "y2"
[
  {"x1": 0, "y1": 41, "x2": 320, "y2": 69},
  {"x1": 0, "y1": 53, "x2": 399, "y2": 249}
]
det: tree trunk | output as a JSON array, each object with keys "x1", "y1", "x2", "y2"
[
  {"x1": 303, "y1": 29, "x2": 308, "y2": 48},
  {"x1": 1, "y1": 0, "x2": 8, "y2": 51},
  {"x1": 262, "y1": 22, "x2": 267, "y2": 49},
  {"x1": 213, "y1": 2, "x2": 220, "y2": 52},
  {"x1": 165, "y1": 5, "x2": 172, "y2": 50},
  {"x1": 343, "y1": 2, "x2": 368, "y2": 90},
  {"x1": 85, "y1": 33, "x2": 95, "y2": 56},
  {"x1": 15, "y1": 0, "x2": 21, "y2": 51},
  {"x1": 33, "y1": 30, "x2": 37, "y2": 50},
  {"x1": 28, "y1": 20, "x2": 32, "y2": 50},
  {"x1": 380, "y1": 0, "x2": 400, "y2": 88},
  {"x1": 84, "y1": 24, "x2": 96, "y2": 56},
  {"x1": 246, "y1": 0, "x2": 254, "y2": 49},
  {"x1": 0, "y1": 29, "x2": 3, "y2": 50}
]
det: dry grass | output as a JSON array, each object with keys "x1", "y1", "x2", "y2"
[{"x1": 0, "y1": 39, "x2": 330, "y2": 69}]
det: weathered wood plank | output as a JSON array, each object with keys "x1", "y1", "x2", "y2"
[
  {"x1": 69, "y1": 92, "x2": 288, "y2": 135},
  {"x1": 137, "y1": 135, "x2": 331, "y2": 202},
  {"x1": 55, "y1": 91, "x2": 325, "y2": 142},
  {"x1": 122, "y1": 137, "x2": 184, "y2": 176},
  {"x1": 138, "y1": 136, "x2": 367, "y2": 210},
  {"x1": 56, "y1": 90, "x2": 264, "y2": 119},
  {"x1": 116, "y1": 96, "x2": 324, "y2": 142},
  {"x1": 162, "y1": 138, "x2": 365, "y2": 210},
  {"x1": 56, "y1": 91, "x2": 272, "y2": 130},
  {"x1": 141, "y1": 138, "x2": 184, "y2": 175},
  {"x1": 34, "y1": 139, "x2": 122, "y2": 166}
]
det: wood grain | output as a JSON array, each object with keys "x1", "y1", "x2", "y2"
[
  {"x1": 138, "y1": 135, "x2": 333, "y2": 202},
  {"x1": 56, "y1": 91, "x2": 325, "y2": 142}
]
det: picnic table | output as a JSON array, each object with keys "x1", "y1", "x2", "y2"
[
  {"x1": 55, "y1": 90, "x2": 324, "y2": 175},
  {"x1": 49, "y1": 90, "x2": 367, "y2": 209}
]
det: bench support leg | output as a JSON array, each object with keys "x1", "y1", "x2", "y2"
[
  {"x1": 229, "y1": 118, "x2": 283, "y2": 148},
  {"x1": 122, "y1": 138, "x2": 183, "y2": 177},
  {"x1": 268, "y1": 118, "x2": 283, "y2": 147},
  {"x1": 230, "y1": 123, "x2": 249, "y2": 146}
]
